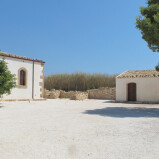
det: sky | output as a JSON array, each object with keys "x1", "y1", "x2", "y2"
[{"x1": 0, "y1": 0, "x2": 158, "y2": 76}]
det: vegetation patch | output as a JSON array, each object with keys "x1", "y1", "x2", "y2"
[{"x1": 45, "y1": 73, "x2": 117, "y2": 91}]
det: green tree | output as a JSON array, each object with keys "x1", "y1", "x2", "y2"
[
  {"x1": 155, "y1": 62, "x2": 159, "y2": 71},
  {"x1": 136, "y1": 0, "x2": 159, "y2": 52},
  {"x1": 0, "y1": 58, "x2": 16, "y2": 97}
]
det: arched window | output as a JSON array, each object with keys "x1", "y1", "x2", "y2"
[
  {"x1": 20, "y1": 70, "x2": 26, "y2": 86},
  {"x1": 18, "y1": 68, "x2": 27, "y2": 88}
]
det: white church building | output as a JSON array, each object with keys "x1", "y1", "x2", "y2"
[
  {"x1": 0, "y1": 52, "x2": 45, "y2": 101},
  {"x1": 116, "y1": 70, "x2": 159, "y2": 103}
]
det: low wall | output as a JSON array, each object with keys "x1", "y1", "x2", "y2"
[
  {"x1": 44, "y1": 89, "x2": 88, "y2": 100},
  {"x1": 71, "y1": 92, "x2": 88, "y2": 100},
  {"x1": 44, "y1": 89, "x2": 60, "y2": 99},
  {"x1": 60, "y1": 90, "x2": 88, "y2": 100},
  {"x1": 88, "y1": 87, "x2": 116, "y2": 100},
  {"x1": 44, "y1": 87, "x2": 116, "y2": 100},
  {"x1": 60, "y1": 90, "x2": 76, "y2": 99}
]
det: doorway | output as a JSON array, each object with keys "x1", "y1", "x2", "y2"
[{"x1": 128, "y1": 83, "x2": 136, "y2": 101}]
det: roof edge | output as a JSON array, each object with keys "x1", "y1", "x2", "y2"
[
  {"x1": 0, "y1": 52, "x2": 45, "y2": 63},
  {"x1": 116, "y1": 70, "x2": 128, "y2": 78},
  {"x1": 116, "y1": 70, "x2": 159, "y2": 79}
]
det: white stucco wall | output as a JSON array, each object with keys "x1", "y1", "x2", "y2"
[
  {"x1": 0, "y1": 56, "x2": 44, "y2": 100},
  {"x1": 116, "y1": 77, "x2": 159, "y2": 102}
]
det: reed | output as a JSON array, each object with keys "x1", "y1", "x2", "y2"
[{"x1": 45, "y1": 73, "x2": 117, "y2": 91}]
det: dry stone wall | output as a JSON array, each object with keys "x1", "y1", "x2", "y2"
[
  {"x1": 60, "y1": 90, "x2": 76, "y2": 99},
  {"x1": 44, "y1": 89, "x2": 60, "y2": 99},
  {"x1": 88, "y1": 87, "x2": 116, "y2": 100},
  {"x1": 60, "y1": 90, "x2": 88, "y2": 100},
  {"x1": 71, "y1": 92, "x2": 88, "y2": 100},
  {"x1": 44, "y1": 87, "x2": 116, "y2": 100}
]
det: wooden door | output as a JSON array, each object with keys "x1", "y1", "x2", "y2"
[{"x1": 128, "y1": 83, "x2": 136, "y2": 101}]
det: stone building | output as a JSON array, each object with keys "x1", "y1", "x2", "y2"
[
  {"x1": 116, "y1": 70, "x2": 159, "y2": 103},
  {"x1": 0, "y1": 52, "x2": 45, "y2": 101}
]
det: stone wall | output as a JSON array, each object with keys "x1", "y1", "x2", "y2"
[
  {"x1": 60, "y1": 90, "x2": 76, "y2": 99},
  {"x1": 44, "y1": 89, "x2": 88, "y2": 100},
  {"x1": 71, "y1": 92, "x2": 88, "y2": 100},
  {"x1": 88, "y1": 87, "x2": 116, "y2": 100},
  {"x1": 60, "y1": 90, "x2": 88, "y2": 100},
  {"x1": 44, "y1": 89, "x2": 60, "y2": 99},
  {"x1": 44, "y1": 87, "x2": 116, "y2": 100}
]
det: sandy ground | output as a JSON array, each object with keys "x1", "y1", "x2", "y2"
[{"x1": 0, "y1": 99, "x2": 159, "y2": 159}]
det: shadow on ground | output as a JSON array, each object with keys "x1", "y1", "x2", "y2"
[
  {"x1": 103, "y1": 100, "x2": 159, "y2": 105},
  {"x1": 83, "y1": 107, "x2": 159, "y2": 118}
]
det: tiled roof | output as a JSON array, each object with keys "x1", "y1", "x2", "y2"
[
  {"x1": 116, "y1": 70, "x2": 159, "y2": 78},
  {"x1": 0, "y1": 52, "x2": 45, "y2": 63}
]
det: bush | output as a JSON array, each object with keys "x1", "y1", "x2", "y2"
[{"x1": 45, "y1": 73, "x2": 117, "y2": 91}]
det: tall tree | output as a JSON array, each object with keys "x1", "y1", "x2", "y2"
[
  {"x1": 0, "y1": 58, "x2": 16, "y2": 97},
  {"x1": 136, "y1": 0, "x2": 159, "y2": 52}
]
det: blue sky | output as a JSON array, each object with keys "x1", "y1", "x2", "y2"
[{"x1": 0, "y1": 0, "x2": 158, "y2": 75}]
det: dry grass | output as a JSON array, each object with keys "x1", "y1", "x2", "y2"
[{"x1": 45, "y1": 73, "x2": 117, "y2": 91}]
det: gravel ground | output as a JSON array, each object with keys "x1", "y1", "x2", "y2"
[{"x1": 0, "y1": 99, "x2": 159, "y2": 159}]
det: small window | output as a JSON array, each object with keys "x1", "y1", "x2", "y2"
[{"x1": 20, "y1": 70, "x2": 26, "y2": 86}]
